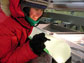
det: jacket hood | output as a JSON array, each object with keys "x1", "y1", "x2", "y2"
[
  {"x1": 1, "y1": 0, "x2": 33, "y2": 29},
  {"x1": 1, "y1": 0, "x2": 24, "y2": 17},
  {"x1": 9, "y1": 0, "x2": 24, "y2": 18}
]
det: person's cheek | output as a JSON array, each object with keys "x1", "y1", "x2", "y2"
[
  {"x1": 40, "y1": 12, "x2": 43, "y2": 17},
  {"x1": 29, "y1": 11, "x2": 35, "y2": 18},
  {"x1": 37, "y1": 12, "x2": 43, "y2": 18}
]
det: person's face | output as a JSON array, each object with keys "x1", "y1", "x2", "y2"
[{"x1": 29, "y1": 8, "x2": 43, "y2": 21}]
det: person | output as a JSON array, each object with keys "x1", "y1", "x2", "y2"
[{"x1": 0, "y1": 0, "x2": 52, "y2": 63}]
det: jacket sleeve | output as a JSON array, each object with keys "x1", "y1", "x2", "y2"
[{"x1": 0, "y1": 36, "x2": 38, "y2": 63}]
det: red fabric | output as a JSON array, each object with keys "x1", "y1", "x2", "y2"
[{"x1": 0, "y1": 0, "x2": 38, "y2": 63}]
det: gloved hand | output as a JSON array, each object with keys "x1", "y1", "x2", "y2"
[{"x1": 29, "y1": 33, "x2": 50, "y2": 56}]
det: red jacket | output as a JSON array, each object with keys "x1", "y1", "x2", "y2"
[{"x1": 0, "y1": 0, "x2": 38, "y2": 63}]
